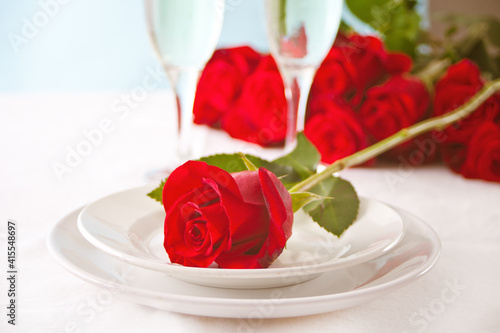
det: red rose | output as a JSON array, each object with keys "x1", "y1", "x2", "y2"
[
  {"x1": 434, "y1": 60, "x2": 500, "y2": 139},
  {"x1": 434, "y1": 60, "x2": 500, "y2": 177},
  {"x1": 359, "y1": 76, "x2": 429, "y2": 141},
  {"x1": 194, "y1": 47, "x2": 261, "y2": 127},
  {"x1": 221, "y1": 55, "x2": 287, "y2": 146},
  {"x1": 304, "y1": 96, "x2": 368, "y2": 164},
  {"x1": 460, "y1": 122, "x2": 500, "y2": 182},
  {"x1": 434, "y1": 59, "x2": 484, "y2": 117},
  {"x1": 310, "y1": 45, "x2": 363, "y2": 105},
  {"x1": 440, "y1": 95, "x2": 500, "y2": 173},
  {"x1": 162, "y1": 161, "x2": 293, "y2": 268},
  {"x1": 341, "y1": 34, "x2": 389, "y2": 88},
  {"x1": 310, "y1": 34, "x2": 412, "y2": 106},
  {"x1": 358, "y1": 76, "x2": 432, "y2": 162}
]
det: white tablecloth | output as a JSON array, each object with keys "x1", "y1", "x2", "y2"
[{"x1": 1, "y1": 93, "x2": 499, "y2": 333}]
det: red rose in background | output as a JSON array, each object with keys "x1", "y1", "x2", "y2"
[
  {"x1": 358, "y1": 76, "x2": 432, "y2": 163},
  {"x1": 310, "y1": 34, "x2": 412, "y2": 107},
  {"x1": 435, "y1": 60, "x2": 500, "y2": 180},
  {"x1": 434, "y1": 60, "x2": 484, "y2": 117},
  {"x1": 304, "y1": 96, "x2": 368, "y2": 164},
  {"x1": 341, "y1": 35, "x2": 389, "y2": 88},
  {"x1": 359, "y1": 76, "x2": 429, "y2": 141},
  {"x1": 440, "y1": 135, "x2": 468, "y2": 173},
  {"x1": 310, "y1": 45, "x2": 363, "y2": 105},
  {"x1": 384, "y1": 53, "x2": 413, "y2": 76},
  {"x1": 461, "y1": 122, "x2": 500, "y2": 182},
  {"x1": 194, "y1": 47, "x2": 261, "y2": 126},
  {"x1": 434, "y1": 59, "x2": 500, "y2": 139},
  {"x1": 221, "y1": 56, "x2": 287, "y2": 146},
  {"x1": 162, "y1": 161, "x2": 293, "y2": 268}
]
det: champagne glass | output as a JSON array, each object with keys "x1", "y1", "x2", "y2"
[
  {"x1": 145, "y1": 0, "x2": 224, "y2": 177},
  {"x1": 265, "y1": 0, "x2": 343, "y2": 152}
]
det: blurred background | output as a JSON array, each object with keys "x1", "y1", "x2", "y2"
[{"x1": 1, "y1": 0, "x2": 499, "y2": 92}]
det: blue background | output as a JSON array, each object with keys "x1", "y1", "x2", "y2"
[{"x1": 0, "y1": 0, "x2": 269, "y2": 92}]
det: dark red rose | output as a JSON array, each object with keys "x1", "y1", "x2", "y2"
[
  {"x1": 440, "y1": 134, "x2": 469, "y2": 173},
  {"x1": 341, "y1": 34, "x2": 388, "y2": 88},
  {"x1": 310, "y1": 45, "x2": 363, "y2": 105},
  {"x1": 440, "y1": 95, "x2": 500, "y2": 172},
  {"x1": 460, "y1": 122, "x2": 500, "y2": 182},
  {"x1": 162, "y1": 161, "x2": 293, "y2": 268},
  {"x1": 434, "y1": 59, "x2": 500, "y2": 139},
  {"x1": 221, "y1": 55, "x2": 287, "y2": 146},
  {"x1": 434, "y1": 60, "x2": 500, "y2": 177},
  {"x1": 310, "y1": 34, "x2": 412, "y2": 107},
  {"x1": 194, "y1": 47, "x2": 261, "y2": 127},
  {"x1": 358, "y1": 76, "x2": 432, "y2": 162},
  {"x1": 384, "y1": 53, "x2": 413, "y2": 75},
  {"x1": 304, "y1": 96, "x2": 368, "y2": 164},
  {"x1": 434, "y1": 59, "x2": 484, "y2": 117},
  {"x1": 359, "y1": 76, "x2": 429, "y2": 141}
]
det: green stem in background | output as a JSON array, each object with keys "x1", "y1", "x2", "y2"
[
  {"x1": 289, "y1": 78, "x2": 500, "y2": 193},
  {"x1": 416, "y1": 57, "x2": 452, "y2": 92}
]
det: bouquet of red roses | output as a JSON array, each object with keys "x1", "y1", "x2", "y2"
[{"x1": 193, "y1": 12, "x2": 500, "y2": 183}]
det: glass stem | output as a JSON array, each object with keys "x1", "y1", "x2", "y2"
[
  {"x1": 166, "y1": 68, "x2": 201, "y2": 162},
  {"x1": 282, "y1": 66, "x2": 316, "y2": 153}
]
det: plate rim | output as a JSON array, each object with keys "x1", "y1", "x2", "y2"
[{"x1": 47, "y1": 205, "x2": 441, "y2": 316}]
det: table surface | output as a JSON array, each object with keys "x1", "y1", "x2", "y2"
[{"x1": 1, "y1": 92, "x2": 499, "y2": 333}]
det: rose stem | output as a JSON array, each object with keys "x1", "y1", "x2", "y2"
[{"x1": 289, "y1": 78, "x2": 500, "y2": 193}]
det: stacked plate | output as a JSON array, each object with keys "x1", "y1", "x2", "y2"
[{"x1": 47, "y1": 185, "x2": 441, "y2": 318}]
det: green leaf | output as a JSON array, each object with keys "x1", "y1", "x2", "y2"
[
  {"x1": 199, "y1": 134, "x2": 320, "y2": 190},
  {"x1": 307, "y1": 176, "x2": 359, "y2": 237},
  {"x1": 485, "y1": 17, "x2": 500, "y2": 48},
  {"x1": 291, "y1": 192, "x2": 332, "y2": 213},
  {"x1": 147, "y1": 179, "x2": 165, "y2": 204},
  {"x1": 467, "y1": 39, "x2": 499, "y2": 78},
  {"x1": 384, "y1": 7, "x2": 421, "y2": 56},
  {"x1": 199, "y1": 154, "x2": 252, "y2": 173},
  {"x1": 199, "y1": 153, "x2": 296, "y2": 187},
  {"x1": 345, "y1": 0, "x2": 391, "y2": 26},
  {"x1": 346, "y1": 0, "x2": 422, "y2": 57},
  {"x1": 272, "y1": 132, "x2": 321, "y2": 181}
]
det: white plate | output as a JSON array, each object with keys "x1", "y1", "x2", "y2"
[
  {"x1": 76, "y1": 186, "x2": 405, "y2": 288},
  {"x1": 48, "y1": 206, "x2": 440, "y2": 318}
]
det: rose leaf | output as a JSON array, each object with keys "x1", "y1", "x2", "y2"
[
  {"x1": 272, "y1": 132, "x2": 321, "y2": 181},
  {"x1": 199, "y1": 153, "x2": 293, "y2": 179},
  {"x1": 307, "y1": 176, "x2": 359, "y2": 237},
  {"x1": 199, "y1": 153, "x2": 255, "y2": 173},
  {"x1": 147, "y1": 179, "x2": 165, "y2": 204}
]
